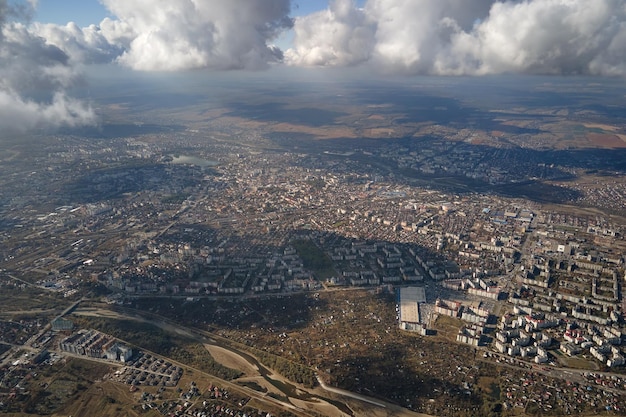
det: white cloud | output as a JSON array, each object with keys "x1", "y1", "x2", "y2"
[
  {"x1": 102, "y1": 0, "x2": 292, "y2": 71},
  {"x1": 0, "y1": 1, "x2": 95, "y2": 133},
  {"x1": 3, "y1": 0, "x2": 624, "y2": 114},
  {"x1": 33, "y1": 0, "x2": 292, "y2": 71},
  {"x1": 285, "y1": 0, "x2": 376, "y2": 67},
  {"x1": 287, "y1": 0, "x2": 626, "y2": 76},
  {"x1": 440, "y1": 0, "x2": 626, "y2": 75},
  {"x1": 0, "y1": 90, "x2": 94, "y2": 132},
  {"x1": 25, "y1": 0, "x2": 626, "y2": 76},
  {"x1": 2, "y1": 0, "x2": 295, "y2": 132},
  {"x1": 32, "y1": 20, "x2": 129, "y2": 65}
]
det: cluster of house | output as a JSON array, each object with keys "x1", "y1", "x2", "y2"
[
  {"x1": 493, "y1": 310, "x2": 626, "y2": 368},
  {"x1": 560, "y1": 324, "x2": 625, "y2": 367},
  {"x1": 328, "y1": 242, "x2": 425, "y2": 286},
  {"x1": 59, "y1": 329, "x2": 133, "y2": 363},
  {"x1": 431, "y1": 298, "x2": 493, "y2": 347},
  {"x1": 493, "y1": 313, "x2": 559, "y2": 363},
  {"x1": 442, "y1": 276, "x2": 504, "y2": 300}
]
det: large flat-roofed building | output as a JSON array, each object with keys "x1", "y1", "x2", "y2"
[{"x1": 398, "y1": 286, "x2": 426, "y2": 331}]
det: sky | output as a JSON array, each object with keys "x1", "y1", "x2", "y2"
[
  {"x1": 35, "y1": 0, "x2": 112, "y2": 27},
  {"x1": 33, "y1": 0, "x2": 358, "y2": 26},
  {"x1": 1, "y1": 0, "x2": 626, "y2": 133}
]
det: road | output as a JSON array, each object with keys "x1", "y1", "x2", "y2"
[
  {"x1": 27, "y1": 298, "x2": 84, "y2": 346},
  {"x1": 479, "y1": 350, "x2": 626, "y2": 396},
  {"x1": 316, "y1": 376, "x2": 387, "y2": 408},
  {"x1": 5, "y1": 273, "x2": 38, "y2": 288}
]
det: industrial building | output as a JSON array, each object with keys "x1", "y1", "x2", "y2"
[{"x1": 397, "y1": 286, "x2": 429, "y2": 333}]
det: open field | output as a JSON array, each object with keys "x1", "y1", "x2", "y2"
[
  {"x1": 554, "y1": 351, "x2": 601, "y2": 371},
  {"x1": 583, "y1": 123, "x2": 621, "y2": 132},
  {"x1": 587, "y1": 133, "x2": 626, "y2": 148},
  {"x1": 0, "y1": 280, "x2": 68, "y2": 313},
  {"x1": 0, "y1": 357, "x2": 114, "y2": 416},
  {"x1": 432, "y1": 314, "x2": 465, "y2": 342},
  {"x1": 125, "y1": 291, "x2": 486, "y2": 415},
  {"x1": 53, "y1": 380, "x2": 142, "y2": 417},
  {"x1": 205, "y1": 344, "x2": 259, "y2": 377}
]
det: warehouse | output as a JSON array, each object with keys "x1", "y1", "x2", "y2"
[{"x1": 398, "y1": 286, "x2": 426, "y2": 331}]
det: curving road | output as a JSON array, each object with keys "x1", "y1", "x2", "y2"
[{"x1": 316, "y1": 376, "x2": 387, "y2": 408}]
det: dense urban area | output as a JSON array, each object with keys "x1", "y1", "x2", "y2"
[{"x1": 1, "y1": 79, "x2": 626, "y2": 417}]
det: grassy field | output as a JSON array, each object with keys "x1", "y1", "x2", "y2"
[
  {"x1": 0, "y1": 357, "x2": 113, "y2": 416},
  {"x1": 0, "y1": 282, "x2": 68, "y2": 314},
  {"x1": 291, "y1": 239, "x2": 337, "y2": 280},
  {"x1": 554, "y1": 351, "x2": 600, "y2": 371},
  {"x1": 432, "y1": 314, "x2": 465, "y2": 342},
  {"x1": 55, "y1": 380, "x2": 144, "y2": 417}
]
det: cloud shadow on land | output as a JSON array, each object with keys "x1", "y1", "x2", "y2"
[
  {"x1": 120, "y1": 226, "x2": 488, "y2": 414},
  {"x1": 58, "y1": 123, "x2": 186, "y2": 139},
  {"x1": 265, "y1": 132, "x2": 626, "y2": 205},
  {"x1": 225, "y1": 102, "x2": 349, "y2": 127},
  {"x1": 60, "y1": 161, "x2": 216, "y2": 205}
]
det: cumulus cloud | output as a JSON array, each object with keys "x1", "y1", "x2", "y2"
[
  {"x1": 284, "y1": 0, "x2": 376, "y2": 67},
  {"x1": 107, "y1": 0, "x2": 292, "y2": 71},
  {"x1": 32, "y1": 20, "x2": 130, "y2": 65},
  {"x1": 1, "y1": 0, "x2": 293, "y2": 131},
  {"x1": 366, "y1": 0, "x2": 494, "y2": 74},
  {"x1": 30, "y1": 0, "x2": 625, "y2": 76},
  {"x1": 5, "y1": 0, "x2": 624, "y2": 96},
  {"x1": 440, "y1": 0, "x2": 626, "y2": 75},
  {"x1": 287, "y1": 0, "x2": 626, "y2": 76},
  {"x1": 0, "y1": 90, "x2": 95, "y2": 132},
  {"x1": 0, "y1": 0, "x2": 95, "y2": 133},
  {"x1": 32, "y1": 0, "x2": 292, "y2": 71}
]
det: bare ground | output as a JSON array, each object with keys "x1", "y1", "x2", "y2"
[
  {"x1": 204, "y1": 344, "x2": 259, "y2": 377},
  {"x1": 204, "y1": 345, "x2": 430, "y2": 417}
]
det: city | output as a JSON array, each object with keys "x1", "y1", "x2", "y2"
[
  {"x1": 2, "y1": 0, "x2": 626, "y2": 415},
  {"x1": 1, "y1": 80, "x2": 626, "y2": 415}
]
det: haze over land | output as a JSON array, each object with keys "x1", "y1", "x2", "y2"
[
  {"x1": 1, "y1": 1, "x2": 626, "y2": 417},
  {"x1": 2, "y1": 0, "x2": 626, "y2": 133}
]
